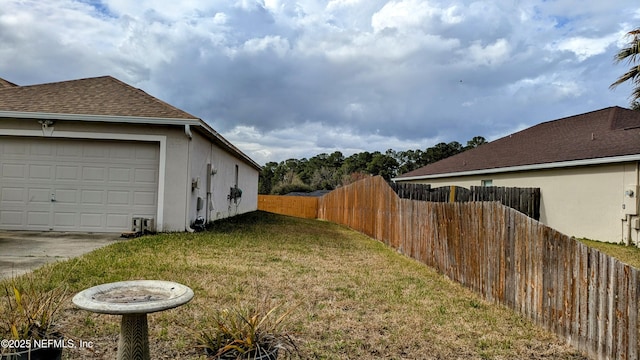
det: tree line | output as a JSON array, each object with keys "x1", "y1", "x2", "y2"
[{"x1": 259, "y1": 136, "x2": 487, "y2": 194}]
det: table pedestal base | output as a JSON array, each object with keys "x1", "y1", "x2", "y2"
[{"x1": 117, "y1": 313, "x2": 150, "y2": 360}]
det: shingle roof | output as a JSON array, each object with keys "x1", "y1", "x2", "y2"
[
  {"x1": 0, "y1": 76, "x2": 197, "y2": 119},
  {"x1": 396, "y1": 106, "x2": 640, "y2": 179},
  {"x1": 0, "y1": 78, "x2": 18, "y2": 89}
]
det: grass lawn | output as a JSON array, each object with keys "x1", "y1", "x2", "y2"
[
  {"x1": 6, "y1": 211, "x2": 586, "y2": 359},
  {"x1": 579, "y1": 238, "x2": 640, "y2": 269}
]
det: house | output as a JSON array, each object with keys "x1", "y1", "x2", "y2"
[
  {"x1": 0, "y1": 76, "x2": 261, "y2": 233},
  {"x1": 393, "y1": 106, "x2": 640, "y2": 245}
]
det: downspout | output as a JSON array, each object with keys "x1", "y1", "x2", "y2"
[
  {"x1": 206, "y1": 142, "x2": 214, "y2": 223},
  {"x1": 184, "y1": 124, "x2": 195, "y2": 232}
]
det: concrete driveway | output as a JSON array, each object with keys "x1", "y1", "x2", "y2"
[{"x1": 0, "y1": 231, "x2": 125, "y2": 279}]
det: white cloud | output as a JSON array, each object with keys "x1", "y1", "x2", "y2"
[
  {"x1": 326, "y1": 0, "x2": 362, "y2": 12},
  {"x1": 552, "y1": 33, "x2": 620, "y2": 61},
  {"x1": 371, "y1": 0, "x2": 462, "y2": 33},
  {"x1": 465, "y1": 38, "x2": 511, "y2": 67},
  {"x1": 243, "y1": 35, "x2": 290, "y2": 57}
]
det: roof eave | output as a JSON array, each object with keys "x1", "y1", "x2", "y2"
[
  {"x1": 0, "y1": 110, "x2": 202, "y2": 126},
  {"x1": 392, "y1": 154, "x2": 640, "y2": 182}
]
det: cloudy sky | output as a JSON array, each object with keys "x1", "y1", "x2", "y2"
[{"x1": 1, "y1": 1, "x2": 639, "y2": 165}]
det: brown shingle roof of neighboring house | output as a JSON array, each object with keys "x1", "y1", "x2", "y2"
[
  {"x1": 0, "y1": 77, "x2": 18, "y2": 88},
  {"x1": 0, "y1": 76, "x2": 197, "y2": 119},
  {"x1": 395, "y1": 106, "x2": 640, "y2": 180}
]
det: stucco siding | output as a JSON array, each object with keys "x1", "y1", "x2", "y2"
[
  {"x1": 183, "y1": 130, "x2": 259, "y2": 226},
  {"x1": 402, "y1": 162, "x2": 640, "y2": 244}
]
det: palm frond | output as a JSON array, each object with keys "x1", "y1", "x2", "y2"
[{"x1": 609, "y1": 67, "x2": 640, "y2": 89}]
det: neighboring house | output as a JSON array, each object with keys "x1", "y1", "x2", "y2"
[
  {"x1": 393, "y1": 106, "x2": 640, "y2": 245},
  {"x1": 0, "y1": 76, "x2": 261, "y2": 233}
]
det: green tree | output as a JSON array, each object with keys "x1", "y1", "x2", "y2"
[
  {"x1": 366, "y1": 151, "x2": 399, "y2": 181},
  {"x1": 465, "y1": 136, "x2": 487, "y2": 150},
  {"x1": 341, "y1": 152, "x2": 373, "y2": 175},
  {"x1": 610, "y1": 28, "x2": 640, "y2": 108},
  {"x1": 258, "y1": 162, "x2": 278, "y2": 194},
  {"x1": 421, "y1": 141, "x2": 463, "y2": 165}
]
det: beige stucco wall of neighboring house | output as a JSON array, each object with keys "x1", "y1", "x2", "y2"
[
  {"x1": 401, "y1": 162, "x2": 640, "y2": 244},
  {"x1": 0, "y1": 118, "x2": 259, "y2": 232}
]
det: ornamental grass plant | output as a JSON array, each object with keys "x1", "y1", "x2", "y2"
[
  {"x1": 197, "y1": 299, "x2": 299, "y2": 359},
  {"x1": 0, "y1": 267, "x2": 68, "y2": 355}
]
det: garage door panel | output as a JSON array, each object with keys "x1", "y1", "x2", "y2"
[
  {"x1": 54, "y1": 189, "x2": 78, "y2": 204},
  {"x1": 0, "y1": 211, "x2": 23, "y2": 226},
  {"x1": 55, "y1": 166, "x2": 79, "y2": 181},
  {"x1": 83, "y1": 167, "x2": 106, "y2": 181},
  {"x1": 81, "y1": 190, "x2": 105, "y2": 204},
  {"x1": 0, "y1": 137, "x2": 159, "y2": 232},
  {"x1": 136, "y1": 147, "x2": 159, "y2": 160},
  {"x1": 56, "y1": 144, "x2": 82, "y2": 158},
  {"x1": 80, "y1": 213, "x2": 103, "y2": 228},
  {"x1": 107, "y1": 214, "x2": 129, "y2": 228},
  {"x1": 134, "y1": 191, "x2": 156, "y2": 206},
  {"x1": 83, "y1": 145, "x2": 109, "y2": 159},
  {"x1": 29, "y1": 164, "x2": 53, "y2": 180},
  {"x1": 2, "y1": 164, "x2": 26, "y2": 179},
  {"x1": 107, "y1": 190, "x2": 130, "y2": 205},
  {"x1": 53, "y1": 212, "x2": 76, "y2": 227},
  {"x1": 28, "y1": 188, "x2": 51, "y2": 203},
  {"x1": 110, "y1": 147, "x2": 136, "y2": 160},
  {"x1": 134, "y1": 169, "x2": 157, "y2": 184},
  {"x1": 2, "y1": 142, "x2": 28, "y2": 155},
  {"x1": 27, "y1": 211, "x2": 50, "y2": 226},
  {"x1": 109, "y1": 168, "x2": 132, "y2": 182},
  {"x1": 30, "y1": 143, "x2": 55, "y2": 156},
  {"x1": 1, "y1": 187, "x2": 24, "y2": 203}
]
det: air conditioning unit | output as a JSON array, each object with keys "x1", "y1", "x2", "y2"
[
  {"x1": 132, "y1": 217, "x2": 143, "y2": 232},
  {"x1": 142, "y1": 218, "x2": 155, "y2": 233},
  {"x1": 132, "y1": 217, "x2": 155, "y2": 233}
]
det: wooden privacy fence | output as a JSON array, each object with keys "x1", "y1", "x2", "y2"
[
  {"x1": 318, "y1": 176, "x2": 638, "y2": 360},
  {"x1": 258, "y1": 195, "x2": 318, "y2": 219},
  {"x1": 390, "y1": 182, "x2": 541, "y2": 220}
]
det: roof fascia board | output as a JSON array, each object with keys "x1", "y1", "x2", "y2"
[
  {"x1": 0, "y1": 110, "x2": 201, "y2": 126},
  {"x1": 392, "y1": 154, "x2": 640, "y2": 182}
]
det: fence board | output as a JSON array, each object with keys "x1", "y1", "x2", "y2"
[
  {"x1": 258, "y1": 195, "x2": 318, "y2": 219},
  {"x1": 390, "y1": 182, "x2": 541, "y2": 220}
]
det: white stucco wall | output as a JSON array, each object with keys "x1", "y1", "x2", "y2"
[
  {"x1": 400, "y1": 162, "x2": 640, "y2": 244},
  {"x1": 188, "y1": 131, "x2": 259, "y2": 225}
]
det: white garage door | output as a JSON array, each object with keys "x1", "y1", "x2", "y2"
[{"x1": 0, "y1": 137, "x2": 159, "y2": 232}]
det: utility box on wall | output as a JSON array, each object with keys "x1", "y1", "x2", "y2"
[{"x1": 622, "y1": 185, "x2": 639, "y2": 216}]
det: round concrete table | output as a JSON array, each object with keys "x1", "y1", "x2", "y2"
[{"x1": 72, "y1": 280, "x2": 194, "y2": 360}]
